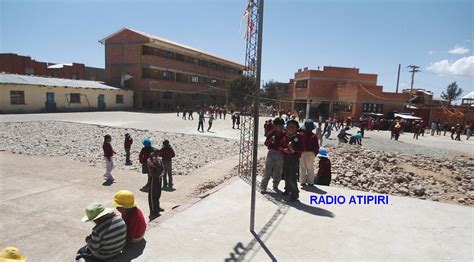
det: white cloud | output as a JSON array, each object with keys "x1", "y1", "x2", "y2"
[
  {"x1": 427, "y1": 56, "x2": 474, "y2": 77},
  {"x1": 448, "y1": 46, "x2": 470, "y2": 55}
]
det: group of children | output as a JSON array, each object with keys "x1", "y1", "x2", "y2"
[
  {"x1": 261, "y1": 117, "x2": 332, "y2": 202},
  {"x1": 102, "y1": 133, "x2": 176, "y2": 219},
  {"x1": 76, "y1": 190, "x2": 148, "y2": 261}
]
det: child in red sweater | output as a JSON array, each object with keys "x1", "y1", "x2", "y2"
[
  {"x1": 113, "y1": 190, "x2": 146, "y2": 244},
  {"x1": 102, "y1": 134, "x2": 116, "y2": 182}
]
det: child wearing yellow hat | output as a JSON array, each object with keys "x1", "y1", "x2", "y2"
[
  {"x1": 113, "y1": 190, "x2": 147, "y2": 243},
  {"x1": 0, "y1": 247, "x2": 26, "y2": 262}
]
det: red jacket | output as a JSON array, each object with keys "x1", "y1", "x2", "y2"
[
  {"x1": 139, "y1": 147, "x2": 154, "y2": 164},
  {"x1": 159, "y1": 146, "x2": 175, "y2": 161},
  {"x1": 264, "y1": 129, "x2": 286, "y2": 151},
  {"x1": 103, "y1": 142, "x2": 116, "y2": 159},
  {"x1": 279, "y1": 132, "x2": 304, "y2": 158},
  {"x1": 124, "y1": 137, "x2": 133, "y2": 150},
  {"x1": 299, "y1": 131, "x2": 319, "y2": 152},
  {"x1": 317, "y1": 158, "x2": 331, "y2": 177},
  {"x1": 122, "y1": 207, "x2": 146, "y2": 243}
]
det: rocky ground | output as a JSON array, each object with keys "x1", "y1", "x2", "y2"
[
  {"x1": 254, "y1": 144, "x2": 473, "y2": 206},
  {"x1": 0, "y1": 121, "x2": 239, "y2": 177}
]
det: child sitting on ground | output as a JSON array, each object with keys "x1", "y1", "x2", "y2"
[{"x1": 113, "y1": 190, "x2": 146, "y2": 244}]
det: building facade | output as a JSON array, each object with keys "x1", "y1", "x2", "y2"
[
  {"x1": 100, "y1": 28, "x2": 245, "y2": 110},
  {"x1": 288, "y1": 66, "x2": 407, "y2": 119},
  {"x1": 0, "y1": 53, "x2": 105, "y2": 81},
  {"x1": 0, "y1": 73, "x2": 132, "y2": 113}
]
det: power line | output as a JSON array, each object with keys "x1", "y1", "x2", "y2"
[{"x1": 407, "y1": 65, "x2": 421, "y2": 109}]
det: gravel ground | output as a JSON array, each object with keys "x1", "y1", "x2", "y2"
[{"x1": 0, "y1": 121, "x2": 239, "y2": 176}]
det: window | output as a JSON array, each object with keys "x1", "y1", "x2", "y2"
[
  {"x1": 362, "y1": 103, "x2": 383, "y2": 113},
  {"x1": 162, "y1": 71, "x2": 174, "y2": 81},
  {"x1": 176, "y1": 73, "x2": 189, "y2": 83},
  {"x1": 70, "y1": 93, "x2": 81, "y2": 103},
  {"x1": 333, "y1": 102, "x2": 352, "y2": 112},
  {"x1": 295, "y1": 80, "x2": 308, "y2": 89},
  {"x1": 166, "y1": 51, "x2": 174, "y2": 59},
  {"x1": 163, "y1": 92, "x2": 172, "y2": 99},
  {"x1": 10, "y1": 91, "x2": 25, "y2": 105},
  {"x1": 25, "y1": 68, "x2": 34, "y2": 75},
  {"x1": 191, "y1": 76, "x2": 199, "y2": 83},
  {"x1": 175, "y1": 53, "x2": 185, "y2": 61},
  {"x1": 210, "y1": 62, "x2": 218, "y2": 69},
  {"x1": 116, "y1": 95, "x2": 124, "y2": 104}
]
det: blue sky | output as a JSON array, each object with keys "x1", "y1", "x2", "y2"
[{"x1": 1, "y1": 0, "x2": 472, "y2": 99}]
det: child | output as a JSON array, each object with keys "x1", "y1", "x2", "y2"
[
  {"x1": 207, "y1": 114, "x2": 215, "y2": 132},
  {"x1": 0, "y1": 247, "x2": 27, "y2": 261},
  {"x1": 112, "y1": 190, "x2": 146, "y2": 244},
  {"x1": 124, "y1": 133, "x2": 133, "y2": 166},
  {"x1": 147, "y1": 149, "x2": 164, "y2": 219},
  {"x1": 102, "y1": 134, "x2": 116, "y2": 182},
  {"x1": 349, "y1": 131, "x2": 363, "y2": 145},
  {"x1": 315, "y1": 148, "x2": 332, "y2": 186},
  {"x1": 236, "y1": 114, "x2": 241, "y2": 129},
  {"x1": 280, "y1": 119, "x2": 304, "y2": 202},
  {"x1": 159, "y1": 140, "x2": 176, "y2": 188},
  {"x1": 139, "y1": 138, "x2": 154, "y2": 192}
]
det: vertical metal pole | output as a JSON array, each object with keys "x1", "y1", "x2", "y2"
[
  {"x1": 395, "y1": 64, "x2": 401, "y2": 93},
  {"x1": 250, "y1": 0, "x2": 264, "y2": 232}
]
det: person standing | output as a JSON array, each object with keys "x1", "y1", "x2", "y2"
[
  {"x1": 103, "y1": 134, "x2": 116, "y2": 182},
  {"x1": 455, "y1": 124, "x2": 462, "y2": 141},
  {"x1": 207, "y1": 114, "x2": 215, "y2": 132},
  {"x1": 316, "y1": 122, "x2": 323, "y2": 146},
  {"x1": 147, "y1": 149, "x2": 164, "y2": 219},
  {"x1": 223, "y1": 108, "x2": 227, "y2": 120},
  {"x1": 139, "y1": 138, "x2": 154, "y2": 192},
  {"x1": 198, "y1": 111, "x2": 205, "y2": 132},
  {"x1": 182, "y1": 109, "x2": 187, "y2": 120},
  {"x1": 315, "y1": 148, "x2": 332, "y2": 186},
  {"x1": 430, "y1": 122, "x2": 436, "y2": 136},
  {"x1": 299, "y1": 119, "x2": 319, "y2": 187},
  {"x1": 279, "y1": 119, "x2": 304, "y2": 202},
  {"x1": 188, "y1": 109, "x2": 194, "y2": 120},
  {"x1": 124, "y1": 133, "x2": 133, "y2": 166},
  {"x1": 393, "y1": 121, "x2": 401, "y2": 141},
  {"x1": 465, "y1": 122, "x2": 471, "y2": 140},
  {"x1": 159, "y1": 140, "x2": 175, "y2": 188},
  {"x1": 236, "y1": 114, "x2": 241, "y2": 129},
  {"x1": 232, "y1": 114, "x2": 237, "y2": 129},
  {"x1": 261, "y1": 118, "x2": 285, "y2": 194}
]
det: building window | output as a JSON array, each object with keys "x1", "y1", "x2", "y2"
[
  {"x1": 70, "y1": 93, "x2": 81, "y2": 103},
  {"x1": 175, "y1": 53, "x2": 185, "y2": 61},
  {"x1": 176, "y1": 73, "x2": 189, "y2": 83},
  {"x1": 10, "y1": 91, "x2": 25, "y2": 105},
  {"x1": 163, "y1": 92, "x2": 172, "y2": 99},
  {"x1": 25, "y1": 68, "x2": 34, "y2": 75},
  {"x1": 162, "y1": 71, "x2": 174, "y2": 81},
  {"x1": 166, "y1": 51, "x2": 174, "y2": 59},
  {"x1": 191, "y1": 76, "x2": 199, "y2": 83},
  {"x1": 362, "y1": 103, "x2": 383, "y2": 113},
  {"x1": 295, "y1": 80, "x2": 308, "y2": 89},
  {"x1": 333, "y1": 102, "x2": 352, "y2": 112},
  {"x1": 116, "y1": 95, "x2": 124, "y2": 104}
]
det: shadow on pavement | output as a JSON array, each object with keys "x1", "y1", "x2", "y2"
[
  {"x1": 301, "y1": 185, "x2": 327, "y2": 194},
  {"x1": 113, "y1": 239, "x2": 147, "y2": 262}
]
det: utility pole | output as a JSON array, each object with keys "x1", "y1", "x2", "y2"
[
  {"x1": 407, "y1": 65, "x2": 420, "y2": 110},
  {"x1": 395, "y1": 64, "x2": 401, "y2": 93}
]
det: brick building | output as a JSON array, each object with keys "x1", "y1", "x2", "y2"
[
  {"x1": 99, "y1": 28, "x2": 245, "y2": 110},
  {"x1": 287, "y1": 66, "x2": 407, "y2": 119},
  {"x1": 0, "y1": 53, "x2": 105, "y2": 81}
]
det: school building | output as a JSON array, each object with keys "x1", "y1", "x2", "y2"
[
  {"x1": 285, "y1": 66, "x2": 407, "y2": 119},
  {"x1": 0, "y1": 53, "x2": 105, "y2": 82},
  {"x1": 99, "y1": 27, "x2": 245, "y2": 110},
  {"x1": 0, "y1": 73, "x2": 133, "y2": 113}
]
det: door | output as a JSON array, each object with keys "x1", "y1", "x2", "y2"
[
  {"x1": 46, "y1": 92, "x2": 55, "y2": 112},
  {"x1": 98, "y1": 94, "x2": 106, "y2": 111}
]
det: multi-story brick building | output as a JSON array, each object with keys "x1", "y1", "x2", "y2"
[
  {"x1": 0, "y1": 53, "x2": 105, "y2": 81},
  {"x1": 99, "y1": 28, "x2": 245, "y2": 110},
  {"x1": 287, "y1": 66, "x2": 407, "y2": 120}
]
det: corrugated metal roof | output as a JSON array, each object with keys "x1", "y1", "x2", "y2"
[
  {"x1": 0, "y1": 73, "x2": 120, "y2": 90},
  {"x1": 462, "y1": 91, "x2": 474, "y2": 99}
]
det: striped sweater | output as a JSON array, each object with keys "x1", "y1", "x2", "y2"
[{"x1": 88, "y1": 213, "x2": 127, "y2": 260}]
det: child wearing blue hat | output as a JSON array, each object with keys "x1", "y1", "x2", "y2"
[
  {"x1": 315, "y1": 147, "x2": 332, "y2": 186},
  {"x1": 139, "y1": 138, "x2": 155, "y2": 192}
]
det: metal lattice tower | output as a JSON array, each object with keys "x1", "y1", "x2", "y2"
[
  {"x1": 239, "y1": 0, "x2": 264, "y2": 231},
  {"x1": 239, "y1": 0, "x2": 259, "y2": 178}
]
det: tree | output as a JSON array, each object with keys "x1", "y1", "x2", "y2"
[
  {"x1": 261, "y1": 80, "x2": 279, "y2": 102},
  {"x1": 228, "y1": 75, "x2": 256, "y2": 109},
  {"x1": 441, "y1": 82, "x2": 463, "y2": 105}
]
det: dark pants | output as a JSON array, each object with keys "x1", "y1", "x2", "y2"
[
  {"x1": 455, "y1": 133, "x2": 461, "y2": 141},
  {"x1": 142, "y1": 163, "x2": 150, "y2": 189},
  {"x1": 232, "y1": 120, "x2": 236, "y2": 128},
  {"x1": 198, "y1": 121, "x2": 204, "y2": 132},
  {"x1": 394, "y1": 133, "x2": 400, "y2": 140},
  {"x1": 148, "y1": 175, "x2": 162, "y2": 215},
  {"x1": 125, "y1": 148, "x2": 131, "y2": 164},
  {"x1": 163, "y1": 160, "x2": 172, "y2": 186},
  {"x1": 315, "y1": 174, "x2": 331, "y2": 186},
  {"x1": 283, "y1": 157, "x2": 299, "y2": 199},
  {"x1": 207, "y1": 122, "x2": 213, "y2": 131},
  {"x1": 76, "y1": 245, "x2": 114, "y2": 262}
]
